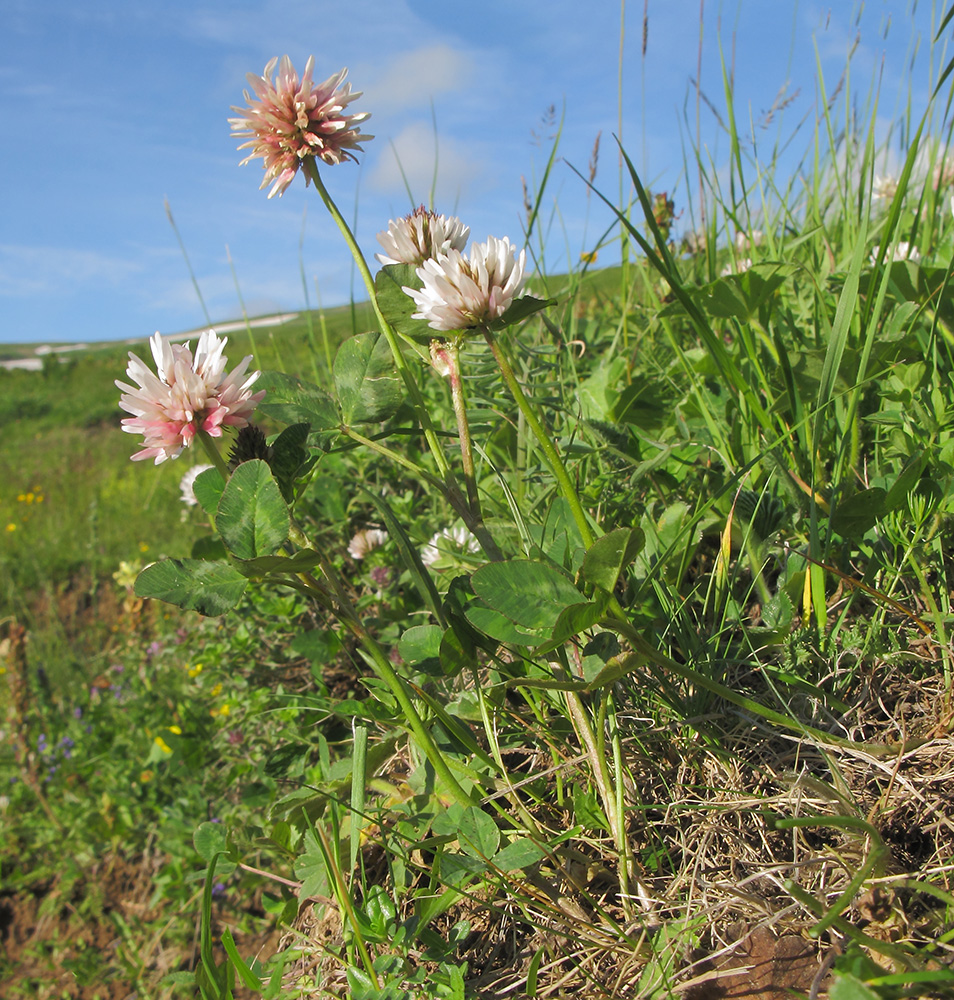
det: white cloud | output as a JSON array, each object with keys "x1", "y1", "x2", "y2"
[
  {"x1": 367, "y1": 122, "x2": 488, "y2": 204},
  {"x1": 361, "y1": 44, "x2": 476, "y2": 112}
]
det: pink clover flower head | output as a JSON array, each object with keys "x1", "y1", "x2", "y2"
[
  {"x1": 116, "y1": 330, "x2": 265, "y2": 464},
  {"x1": 229, "y1": 56, "x2": 372, "y2": 198},
  {"x1": 404, "y1": 236, "x2": 527, "y2": 333},
  {"x1": 376, "y1": 206, "x2": 470, "y2": 267}
]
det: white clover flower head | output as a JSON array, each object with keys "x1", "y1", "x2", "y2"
[
  {"x1": 721, "y1": 258, "x2": 752, "y2": 277},
  {"x1": 873, "y1": 174, "x2": 899, "y2": 201},
  {"x1": 869, "y1": 242, "x2": 921, "y2": 266},
  {"x1": 179, "y1": 464, "x2": 214, "y2": 506},
  {"x1": 403, "y1": 236, "x2": 527, "y2": 333},
  {"x1": 116, "y1": 330, "x2": 265, "y2": 464},
  {"x1": 376, "y1": 206, "x2": 470, "y2": 267},
  {"x1": 420, "y1": 526, "x2": 480, "y2": 567},
  {"x1": 734, "y1": 229, "x2": 762, "y2": 252},
  {"x1": 229, "y1": 56, "x2": 372, "y2": 198},
  {"x1": 348, "y1": 528, "x2": 388, "y2": 560}
]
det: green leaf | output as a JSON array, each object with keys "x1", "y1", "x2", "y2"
[
  {"x1": 830, "y1": 487, "x2": 887, "y2": 539},
  {"x1": 233, "y1": 549, "x2": 321, "y2": 577},
  {"x1": 216, "y1": 459, "x2": 289, "y2": 559},
  {"x1": 545, "y1": 600, "x2": 606, "y2": 650},
  {"x1": 829, "y1": 973, "x2": 880, "y2": 1000},
  {"x1": 334, "y1": 331, "x2": 404, "y2": 424},
  {"x1": 294, "y1": 831, "x2": 330, "y2": 901},
  {"x1": 360, "y1": 487, "x2": 446, "y2": 627},
  {"x1": 221, "y1": 927, "x2": 263, "y2": 991},
  {"x1": 471, "y1": 559, "x2": 585, "y2": 630},
  {"x1": 493, "y1": 837, "x2": 547, "y2": 872},
  {"x1": 457, "y1": 807, "x2": 500, "y2": 860},
  {"x1": 194, "y1": 821, "x2": 229, "y2": 862},
  {"x1": 135, "y1": 559, "x2": 247, "y2": 616},
  {"x1": 464, "y1": 602, "x2": 545, "y2": 646},
  {"x1": 489, "y1": 294, "x2": 557, "y2": 330},
  {"x1": 255, "y1": 370, "x2": 340, "y2": 430},
  {"x1": 573, "y1": 784, "x2": 608, "y2": 832},
  {"x1": 375, "y1": 263, "x2": 436, "y2": 344},
  {"x1": 269, "y1": 423, "x2": 312, "y2": 503},
  {"x1": 581, "y1": 527, "x2": 645, "y2": 592},
  {"x1": 191, "y1": 535, "x2": 228, "y2": 561},
  {"x1": 439, "y1": 625, "x2": 476, "y2": 677},
  {"x1": 399, "y1": 624, "x2": 444, "y2": 669},
  {"x1": 192, "y1": 467, "x2": 225, "y2": 518}
]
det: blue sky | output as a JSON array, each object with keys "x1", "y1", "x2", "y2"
[{"x1": 0, "y1": 1, "x2": 946, "y2": 345}]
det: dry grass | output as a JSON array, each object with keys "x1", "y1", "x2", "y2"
[{"x1": 276, "y1": 650, "x2": 954, "y2": 999}]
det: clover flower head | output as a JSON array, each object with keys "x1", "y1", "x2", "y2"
[
  {"x1": 230, "y1": 55, "x2": 372, "y2": 198},
  {"x1": 403, "y1": 236, "x2": 527, "y2": 333},
  {"x1": 348, "y1": 528, "x2": 388, "y2": 560},
  {"x1": 721, "y1": 258, "x2": 752, "y2": 277},
  {"x1": 116, "y1": 330, "x2": 265, "y2": 464},
  {"x1": 179, "y1": 464, "x2": 214, "y2": 506},
  {"x1": 734, "y1": 229, "x2": 762, "y2": 252},
  {"x1": 376, "y1": 207, "x2": 470, "y2": 267},
  {"x1": 869, "y1": 241, "x2": 921, "y2": 266},
  {"x1": 420, "y1": 526, "x2": 480, "y2": 567},
  {"x1": 873, "y1": 174, "x2": 899, "y2": 201}
]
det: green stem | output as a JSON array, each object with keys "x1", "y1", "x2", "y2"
[
  {"x1": 484, "y1": 328, "x2": 595, "y2": 547},
  {"x1": 433, "y1": 341, "x2": 503, "y2": 562},
  {"x1": 289, "y1": 518, "x2": 476, "y2": 807},
  {"x1": 197, "y1": 430, "x2": 231, "y2": 481},
  {"x1": 302, "y1": 161, "x2": 453, "y2": 483},
  {"x1": 340, "y1": 426, "x2": 444, "y2": 491}
]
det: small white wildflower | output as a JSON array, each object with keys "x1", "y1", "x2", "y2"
[
  {"x1": 348, "y1": 528, "x2": 388, "y2": 560},
  {"x1": 376, "y1": 207, "x2": 470, "y2": 267},
  {"x1": 734, "y1": 229, "x2": 762, "y2": 252},
  {"x1": 404, "y1": 236, "x2": 527, "y2": 333},
  {"x1": 869, "y1": 242, "x2": 921, "y2": 265},
  {"x1": 179, "y1": 464, "x2": 214, "y2": 507},
  {"x1": 721, "y1": 258, "x2": 752, "y2": 277},
  {"x1": 420, "y1": 526, "x2": 479, "y2": 567},
  {"x1": 872, "y1": 174, "x2": 898, "y2": 201}
]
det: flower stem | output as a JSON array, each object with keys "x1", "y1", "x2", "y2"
[
  {"x1": 302, "y1": 161, "x2": 453, "y2": 482},
  {"x1": 432, "y1": 341, "x2": 503, "y2": 562},
  {"x1": 340, "y1": 426, "x2": 444, "y2": 491},
  {"x1": 483, "y1": 328, "x2": 595, "y2": 548},
  {"x1": 288, "y1": 519, "x2": 476, "y2": 808},
  {"x1": 197, "y1": 430, "x2": 231, "y2": 481}
]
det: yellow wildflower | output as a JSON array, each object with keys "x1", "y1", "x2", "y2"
[
  {"x1": 154, "y1": 736, "x2": 173, "y2": 755},
  {"x1": 167, "y1": 725, "x2": 182, "y2": 735}
]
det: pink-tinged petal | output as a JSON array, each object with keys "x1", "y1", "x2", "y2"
[
  {"x1": 117, "y1": 328, "x2": 264, "y2": 463},
  {"x1": 404, "y1": 236, "x2": 527, "y2": 333},
  {"x1": 230, "y1": 56, "x2": 373, "y2": 197}
]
